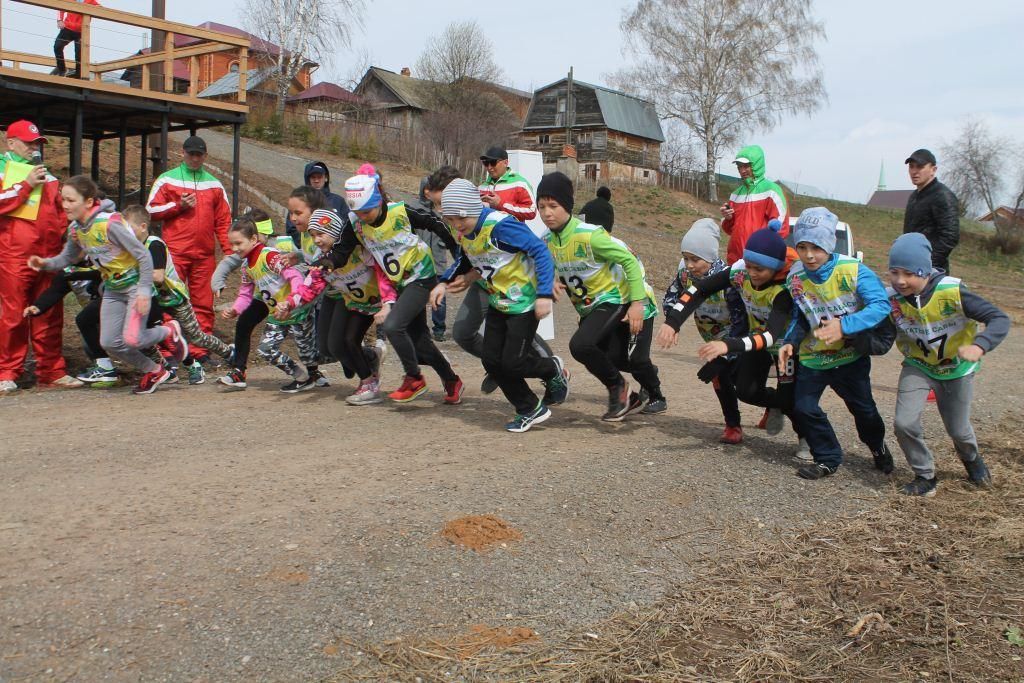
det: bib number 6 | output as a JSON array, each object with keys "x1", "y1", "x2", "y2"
[{"x1": 382, "y1": 251, "x2": 402, "y2": 278}]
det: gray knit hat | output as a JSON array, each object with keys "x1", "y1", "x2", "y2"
[
  {"x1": 441, "y1": 178, "x2": 483, "y2": 219},
  {"x1": 888, "y1": 232, "x2": 932, "y2": 277},
  {"x1": 793, "y1": 207, "x2": 838, "y2": 254},
  {"x1": 680, "y1": 218, "x2": 721, "y2": 263}
]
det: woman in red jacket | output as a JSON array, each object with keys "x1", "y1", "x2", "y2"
[{"x1": 53, "y1": 0, "x2": 100, "y2": 78}]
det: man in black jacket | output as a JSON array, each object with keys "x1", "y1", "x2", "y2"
[
  {"x1": 904, "y1": 149, "x2": 960, "y2": 273},
  {"x1": 580, "y1": 186, "x2": 615, "y2": 232},
  {"x1": 285, "y1": 160, "x2": 346, "y2": 245}
]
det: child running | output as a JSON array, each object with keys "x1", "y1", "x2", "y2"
[
  {"x1": 657, "y1": 220, "x2": 800, "y2": 443},
  {"x1": 211, "y1": 207, "x2": 295, "y2": 297},
  {"x1": 431, "y1": 178, "x2": 568, "y2": 432},
  {"x1": 320, "y1": 171, "x2": 463, "y2": 404},
  {"x1": 217, "y1": 216, "x2": 319, "y2": 392},
  {"x1": 301, "y1": 208, "x2": 394, "y2": 405},
  {"x1": 121, "y1": 205, "x2": 233, "y2": 385},
  {"x1": 886, "y1": 233, "x2": 1009, "y2": 496},
  {"x1": 537, "y1": 172, "x2": 663, "y2": 421},
  {"x1": 778, "y1": 207, "x2": 894, "y2": 480},
  {"x1": 661, "y1": 218, "x2": 742, "y2": 442},
  {"x1": 28, "y1": 175, "x2": 186, "y2": 394}
]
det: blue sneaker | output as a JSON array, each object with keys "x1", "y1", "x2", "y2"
[{"x1": 505, "y1": 402, "x2": 552, "y2": 433}]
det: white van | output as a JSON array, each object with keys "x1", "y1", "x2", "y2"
[{"x1": 786, "y1": 217, "x2": 863, "y2": 261}]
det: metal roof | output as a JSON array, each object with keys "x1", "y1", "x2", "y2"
[
  {"x1": 198, "y1": 66, "x2": 275, "y2": 98},
  {"x1": 527, "y1": 78, "x2": 665, "y2": 142}
]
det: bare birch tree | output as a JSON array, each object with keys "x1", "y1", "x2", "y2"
[
  {"x1": 617, "y1": 0, "x2": 826, "y2": 201},
  {"x1": 241, "y1": 0, "x2": 365, "y2": 117}
]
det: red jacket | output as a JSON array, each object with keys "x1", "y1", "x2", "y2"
[
  {"x1": 0, "y1": 155, "x2": 66, "y2": 260},
  {"x1": 479, "y1": 168, "x2": 536, "y2": 223},
  {"x1": 146, "y1": 163, "x2": 232, "y2": 259},
  {"x1": 59, "y1": 0, "x2": 100, "y2": 33}
]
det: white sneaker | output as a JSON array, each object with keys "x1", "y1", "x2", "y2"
[
  {"x1": 374, "y1": 338, "x2": 388, "y2": 362},
  {"x1": 794, "y1": 437, "x2": 813, "y2": 462},
  {"x1": 47, "y1": 375, "x2": 84, "y2": 388},
  {"x1": 346, "y1": 377, "x2": 383, "y2": 405},
  {"x1": 0, "y1": 379, "x2": 18, "y2": 393}
]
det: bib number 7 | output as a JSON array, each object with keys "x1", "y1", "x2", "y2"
[{"x1": 915, "y1": 333, "x2": 948, "y2": 358}]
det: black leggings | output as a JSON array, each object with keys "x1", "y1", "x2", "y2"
[
  {"x1": 75, "y1": 298, "x2": 104, "y2": 360},
  {"x1": 53, "y1": 27, "x2": 81, "y2": 74},
  {"x1": 381, "y1": 278, "x2": 456, "y2": 382},
  {"x1": 708, "y1": 358, "x2": 741, "y2": 428},
  {"x1": 569, "y1": 303, "x2": 661, "y2": 393},
  {"x1": 481, "y1": 307, "x2": 558, "y2": 414},
  {"x1": 733, "y1": 350, "x2": 799, "y2": 433},
  {"x1": 320, "y1": 297, "x2": 376, "y2": 380},
  {"x1": 231, "y1": 300, "x2": 269, "y2": 371}
]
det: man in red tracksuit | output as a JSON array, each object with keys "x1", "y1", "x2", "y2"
[
  {"x1": 53, "y1": 0, "x2": 100, "y2": 78},
  {"x1": 478, "y1": 146, "x2": 537, "y2": 223},
  {"x1": 0, "y1": 120, "x2": 77, "y2": 392},
  {"x1": 146, "y1": 136, "x2": 232, "y2": 361}
]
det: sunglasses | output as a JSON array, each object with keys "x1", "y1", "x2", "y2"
[{"x1": 481, "y1": 159, "x2": 502, "y2": 168}]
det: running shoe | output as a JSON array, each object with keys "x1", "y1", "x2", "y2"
[
  {"x1": 542, "y1": 356, "x2": 570, "y2": 406},
  {"x1": 641, "y1": 394, "x2": 667, "y2": 414},
  {"x1": 77, "y1": 365, "x2": 118, "y2": 383},
  {"x1": 797, "y1": 463, "x2": 837, "y2": 480},
  {"x1": 901, "y1": 476, "x2": 937, "y2": 497},
  {"x1": 765, "y1": 408, "x2": 785, "y2": 436},
  {"x1": 794, "y1": 438, "x2": 813, "y2": 462},
  {"x1": 505, "y1": 402, "x2": 552, "y2": 433},
  {"x1": 133, "y1": 366, "x2": 171, "y2": 395},
  {"x1": 443, "y1": 376, "x2": 464, "y2": 405},
  {"x1": 963, "y1": 456, "x2": 992, "y2": 487},
  {"x1": 312, "y1": 369, "x2": 331, "y2": 387},
  {"x1": 218, "y1": 368, "x2": 247, "y2": 390},
  {"x1": 480, "y1": 374, "x2": 499, "y2": 394},
  {"x1": 719, "y1": 425, "x2": 743, "y2": 444},
  {"x1": 872, "y1": 443, "x2": 895, "y2": 474},
  {"x1": 0, "y1": 379, "x2": 17, "y2": 393},
  {"x1": 601, "y1": 380, "x2": 631, "y2": 422},
  {"x1": 281, "y1": 375, "x2": 316, "y2": 393},
  {"x1": 45, "y1": 374, "x2": 84, "y2": 388},
  {"x1": 186, "y1": 361, "x2": 205, "y2": 385},
  {"x1": 388, "y1": 375, "x2": 427, "y2": 402},
  {"x1": 346, "y1": 377, "x2": 383, "y2": 405},
  {"x1": 164, "y1": 320, "x2": 187, "y2": 364}
]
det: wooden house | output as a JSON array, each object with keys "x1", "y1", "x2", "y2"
[{"x1": 518, "y1": 78, "x2": 665, "y2": 184}]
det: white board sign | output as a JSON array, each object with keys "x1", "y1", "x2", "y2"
[{"x1": 506, "y1": 149, "x2": 555, "y2": 340}]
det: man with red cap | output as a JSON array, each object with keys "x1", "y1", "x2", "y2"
[
  {"x1": 146, "y1": 135, "x2": 232, "y2": 362},
  {"x1": 0, "y1": 120, "x2": 80, "y2": 391}
]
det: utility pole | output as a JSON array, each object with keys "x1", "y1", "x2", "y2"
[{"x1": 565, "y1": 66, "x2": 574, "y2": 148}]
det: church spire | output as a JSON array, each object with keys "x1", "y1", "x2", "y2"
[{"x1": 877, "y1": 159, "x2": 887, "y2": 191}]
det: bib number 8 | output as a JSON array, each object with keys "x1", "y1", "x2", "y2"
[{"x1": 382, "y1": 251, "x2": 401, "y2": 277}]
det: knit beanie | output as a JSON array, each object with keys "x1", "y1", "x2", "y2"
[
  {"x1": 888, "y1": 232, "x2": 932, "y2": 277},
  {"x1": 344, "y1": 174, "x2": 382, "y2": 211},
  {"x1": 743, "y1": 220, "x2": 787, "y2": 271},
  {"x1": 793, "y1": 207, "x2": 838, "y2": 253},
  {"x1": 440, "y1": 178, "x2": 483, "y2": 218},
  {"x1": 680, "y1": 218, "x2": 720, "y2": 263},
  {"x1": 537, "y1": 172, "x2": 575, "y2": 214},
  {"x1": 307, "y1": 208, "x2": 344, "y2": 239}
]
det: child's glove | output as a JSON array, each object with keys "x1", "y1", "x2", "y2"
[{"x1": 697, "y1": 357, "x2": 729, "y2": 384}]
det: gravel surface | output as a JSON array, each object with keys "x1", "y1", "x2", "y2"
[{"x1": 2, "y1": 135, "x2": 1020, "y2": 681}]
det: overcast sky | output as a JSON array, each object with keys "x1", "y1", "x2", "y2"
[{"x1": 4, "y1": 0, "x2": 1021, "y2": 204}]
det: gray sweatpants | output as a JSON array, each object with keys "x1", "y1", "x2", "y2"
[
  {"x1": 100, "y1": 286, "x2": 168, "y2": 374},
  {"x1": 452, "y1": 284, "x2": 553, "y2": 360},
  {"x1": 893, "y1": 364, "x2": 980, "y2": 479}
]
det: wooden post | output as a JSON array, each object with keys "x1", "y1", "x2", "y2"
[
  {"x1": 151, "y1": 0, "x2": 166, "y2": 92},
  {"x1": 70, "y1": 103, "x2": 83, "y2": 175},
  {"x1": 232, "y1": 122, "x2": 241, "y2": 214},
  {"x1": 238, "y1": 47, "x2": 248, "y2": 104},
  {"x1": 188, "y1": 55, "x2": 199, "y2": 98},
  {"x1": 90, "y1": 138, "x2": 100, "y2": 181},
  {"x1": 163, "y1": 32, "x2": 174, "y2": 92},
  {"x1": 142, "y1": 63, "x2": 151, "y2": 91},
  {"x1": 118, "y1": 120, "x2": 127, "y2": 206},
  {"x1": 79, "y1": 16, "x2": 91, "y2": 79},
  {"x1": 140, "y1": 132, "x2": 149, "y2": 201},
  {"x1": 158, "y1": 113, "x2": 169, "y2": 176}
]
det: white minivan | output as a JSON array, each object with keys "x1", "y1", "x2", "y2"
[{"x1": 786, "y1": 217, "x2": 863, "y2": 261}]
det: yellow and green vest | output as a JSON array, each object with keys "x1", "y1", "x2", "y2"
[
  {"x1": 730, "y1": 259, "x2": 786, "y2": 353},
  {"x1": 546, "y1": 220, "x2": 656, "y2": 318},
  {"x1": 787, "y1": 258, "x2": 863, "y2": 369},
  {"x1": 888, "y1": 277, "x2": 979, "y2": 380},
  {"x1": 73, "y1": 212, "x2": 140, "y2": 291},
  {"x1": 245, "y1": 246, "x2": 313, "y2": 325},
  {"x1": 145, "y1": 235, "x2": 190, "y2": 307},
  {"x1": 677, "y1": 262, "x2": 730, "y2": 342},
  {"x1": 355, "y1": 202, "x2": 435, "y2": 287},
  {"x1": 459, "y1": 211, "x2": 538, "y2": 314},
  {"x1": 316, "y1": 244, "x2": 384, "y2": 314}
]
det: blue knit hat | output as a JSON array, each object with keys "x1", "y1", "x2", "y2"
[
  {"x1": 743, "y1": 220, "x2": 787, "y2": 270},
  {"x1": 888, "y1": 233, "x2": 932, "y2": 277},
  {"x1": 793, "y1": 207, "x2": 838, "y2": 254}
]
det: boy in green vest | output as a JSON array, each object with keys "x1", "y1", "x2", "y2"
[
  {"x1": 887, "y1": 233, "x2": 1009, "y2": 496},
  {"x1": 778, "y1": 207, "x2": 895, "y2": 480}
]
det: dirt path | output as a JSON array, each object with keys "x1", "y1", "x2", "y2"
[{"x1": 2, "y1": 291, "x2": 1022, "y2": 681}]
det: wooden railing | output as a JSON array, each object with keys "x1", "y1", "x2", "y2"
[{"x1": 0, "y1": 0, "x2": 250, "y2": 109}]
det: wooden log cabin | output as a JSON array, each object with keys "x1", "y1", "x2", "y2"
[{"x1": 518, "y1": 78, "x2": 665, "y2": 184}]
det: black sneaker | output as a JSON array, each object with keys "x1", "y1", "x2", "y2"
[
  {"x1": 601, "y1": 380, "x2": 630, "y2": 422},
  {"x1": 872, "y1": 443, "x2": 895, "y2": 474},
  {"x1": 624, "y1": 390, "x2": 648, "y2": 416},
  {"x1": 641, "y1": 394, "x2": 667, "y2": 414},
  {"x1": 797, "y1": 463, "x2": 837, "y2": 480},
  {"x1": 963, "y1": 456, "x2": 992, "y2": 487},
  {"x1": 541, "y1": 355, "x2": 570, "y2": 405},
  {"x1": 480, "y1": 374, "x2": 499, "y2": 395},
  {"x1": 901, "y1": 476, "x2": 937, "y2": 497},
  {"x1": 280, "y1": 375, "x2": 316, "y2": 393}
]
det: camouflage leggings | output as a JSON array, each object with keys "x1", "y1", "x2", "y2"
[
  {"x1": 164, "y1": 301, "x2": 232, "y2": 359},
  {"x1": 257, "y1": 318, "x2": 318, "y2": 379}
]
